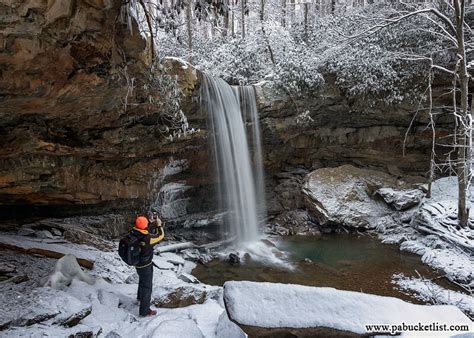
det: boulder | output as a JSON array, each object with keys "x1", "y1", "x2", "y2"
[
  {"x1": 0, "y1": 263, "x2": 16, "y2": 275},
  {"x1": 35, "y1": 230, "x2": 55, "y2": 239},
  {"x1": 177, "y1": 273, "x2": 200, "y2": 284},
  {"x1": 223, "y1": 281, "x2": 472, "y2": 337},
  {"x1": 159, "y1": 252, "x2": 186, "y2": 266},
  {"x1": 271, "y1": 209, "x2": 320, "y2": 235},
  {"x1": 216, "y1": 312, "x2": 246, "y2": 338},
  {"x1": 375, "y1": 188, "x2": 424, "y2": 211},
  {"x1": 163, "y1": 57, "x2": 199, "y2": 95},
  {"x1": 152, "y1": 257, "x2": 175, "y2": 270},
  {"x1": 0, "y1": 288, "x2": 91, "y2": 330},
  {"x1": 152, "y1": 319, "x2": 204, "y2": 338},
  {"x1": 153, "y1": 285, "x2": 220, "y2": 308},
  {"x1": 97, "y1": 290, "x2": 120, "y2": 308},
  {"x1": 228, "y1": 253, "x2": 240, "y2": 265},
  {"x1": 48, "y1": 254, "x2": 95, "y2": 290},
  {"x1": 302, "y1": 165, "x2": 408, "y2": 229}
]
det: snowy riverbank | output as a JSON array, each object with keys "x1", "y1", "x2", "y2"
[
  {"x1": 379, "y1": 176, "x2": 473, "y2": 285},
  {"x1": 0, "y1": 236, "x2": 242, "y2": 337},
  {"x1": 302, "y1": 166, "x2": 474, "y2": 316},
  {"x1": 0, "y1": 230, "x2": 473, "y2": 337}
]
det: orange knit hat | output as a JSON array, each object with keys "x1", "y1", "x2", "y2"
[{"x1": 135, "y1": 216, "x2": 149, "y2": 230}]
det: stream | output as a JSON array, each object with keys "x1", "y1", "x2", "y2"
[{"x1": 192, "y1": 234, "x2": 461, "y2": 303}]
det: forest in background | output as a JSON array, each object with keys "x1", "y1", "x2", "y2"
[{"x1": 126, "y1": 0, "x2": 471, "y2": 105}]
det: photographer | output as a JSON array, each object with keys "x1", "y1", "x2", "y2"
[{"x1": 132, "y1": 213, "x2": 164, "y2": 317}]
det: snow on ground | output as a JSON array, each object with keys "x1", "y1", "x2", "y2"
[
  {"x1": 382, "y1": 227, "x2": 473, "y2": 285},
  {"x1": 393, "y1": 273, "x2": 474, "y2": 318},
  {"x1": 0, "y1": 239, "x2": 244, "y2": 338},
  {"x1": 379, "y1": 177, "x2": 474, "y2": 286},
  {"x1": 0, "y1": 234, "x2": 100, "y2": 262},
  {"x1": 224, "y1": 281, "x2": 473, "y2": 336}
]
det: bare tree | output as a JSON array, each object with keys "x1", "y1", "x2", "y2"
[
  {"x1": 187, "y1": 0, "x2": 193, "y2": 61},
  {"x1": 231, "y1": 0, "x2": 236, "y2": 36},
  {"x1": 304, "y1": 1, "x2": 310, "y2": 43},
  {"x1": 354, "y1": 2, "x2": 472, "y2": 227},
  {"x1": 259, "y1": 0, "x2": 276, "y2": 63},
  {"x1": 452, "y1": 0, "x2": 471, "y2": 227},
  {"x1": 343, "y1": 1, "x2": 471, "y2": 227},
  {"x1": 241, "y1": 0, "x2": 246, "y2": 38}
]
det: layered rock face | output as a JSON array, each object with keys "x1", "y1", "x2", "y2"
[
  {"x1": 256, "y1": 78, "x2": 453, "y2": 177},
  {"x1": 0, "y1": 0, "x2": 459, "y2": 235},
  {"x1": 0, "y1": 0, "x2": 212, "y2": 225}
]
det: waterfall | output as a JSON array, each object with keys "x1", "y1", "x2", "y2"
[
  {"x1": 200, "y1": 73, "x2": 266, "y2": 244},
  {"x1": 238, "y1": 86, "x2": 267, "y2": 225}
]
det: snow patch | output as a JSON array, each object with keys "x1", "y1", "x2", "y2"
[
  {"x1": 393, "y1": 273, "x2": 474, "y2": 318},
  {"x1": 223, "y1": 281, "x2": 472, "y2": 336},
  {"x1": 48, "y1": 254, "x2": 95, "y2": 290}
]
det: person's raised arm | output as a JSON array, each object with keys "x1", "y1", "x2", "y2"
[{"x1": 150, "y1": 217, "x2": 164, "y2": 245}]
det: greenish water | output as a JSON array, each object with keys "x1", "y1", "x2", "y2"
[{"x1": 193, "y1": 234, "x2": 458, "y2": 301}]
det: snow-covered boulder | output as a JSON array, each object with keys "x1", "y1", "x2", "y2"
[
  {"x1": 47, "y1": 254, "x2": 95, "y2": 290},
  {"x1": 0, "y1": 288, "x2": 91, "y2": 330},
  {"x1": 152, "y1": 319, "x2": 204, "y2": 338},
  {"x1": 154, "y1": 285, "x2": 221, "y2": 308},
  {"x1": 223, "y1": 281, "x2": 472, "y2": 336},
  {"x1": 375, "y1": 188, "x2": 424, "y2": 211},
  {"x1": 302, "y1": 165, "x2": 404, "y2": 229},
  {"x1": 160, "y1": 252, "x2": 186, "y2": 265},
  {"x1": 216, "y1": 312, "x2": 246, "y2": 338},
  {"x1": 153, "y1": 257, "x2": 175, "y2": 270}
]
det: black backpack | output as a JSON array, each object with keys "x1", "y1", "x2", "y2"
[{"x1": 118, "y1": 232, "x2": 141, "y2": 266}]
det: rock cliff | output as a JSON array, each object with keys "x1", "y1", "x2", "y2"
[
  {"x1": 256, "y1": 77, "x2": 454, "y2": 176},
  {"x1": 0, "y1": 0, "x2": 460, "y2": 235},
  {"x1": 0, "y1": 0, "x2": 211, "y2": 228}
]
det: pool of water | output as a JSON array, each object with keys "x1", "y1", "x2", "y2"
[{"x1": 192, "y1": 234, "x2": 459, "y2": 302}]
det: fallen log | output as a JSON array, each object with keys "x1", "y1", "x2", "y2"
[
  {"x1": 156, "y1": 237, "x2": 235, "y2": 254},
  {"x1": 157, "y1": 242, "x2": 197, "y2": 253}
]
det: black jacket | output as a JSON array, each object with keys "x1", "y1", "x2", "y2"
[{"x1": 132, "y1": 226, "x2": 164, "y2": 268}]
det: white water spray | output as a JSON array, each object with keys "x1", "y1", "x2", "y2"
[{"x1": 200, "y1": 74, "x2": 266, "y2": 244}]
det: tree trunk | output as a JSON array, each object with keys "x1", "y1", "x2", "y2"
[
  {"x1": 241, "y1": 0, "x2": 246, "y2": 38},
  {"x1": 259, "y1": 0, "x2": 275, "y2": 64},
  {"x1": 282, "y1": 0, "x2": 287, "y2": 27},
  {"x1": 232, "y1": 0, "x2": 235, "y2": 37},
  {"x1": 304, "y1": 2, "x2": 309, "y2": 43},
  {"x1": 224, "y1": 9, "x2": 230, "y2": 37},
  {"x1": 290, "y1": 0, "x2": 296, "y2": 26},
  {"x1": 187, "y1": 0, "x2": 193, "y2": 62},
  {"x1": 454, "y1": 0, "x2": 470, "y2": 227}
]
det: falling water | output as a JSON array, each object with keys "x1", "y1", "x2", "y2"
[
  {"x1": 200, "y1": 73, "x2": 265, "y2": 244},
  {"x1": 238, "y1": 86, "x2": 267, "y2": 225}
]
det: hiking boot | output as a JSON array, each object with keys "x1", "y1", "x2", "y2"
[{"x1": 142, "y1": 309, "x2": 157, "y2": 317}]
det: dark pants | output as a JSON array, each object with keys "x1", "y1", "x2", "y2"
[{"x1": 136, "y1": 263, "x2": 153, "y2": 316}]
